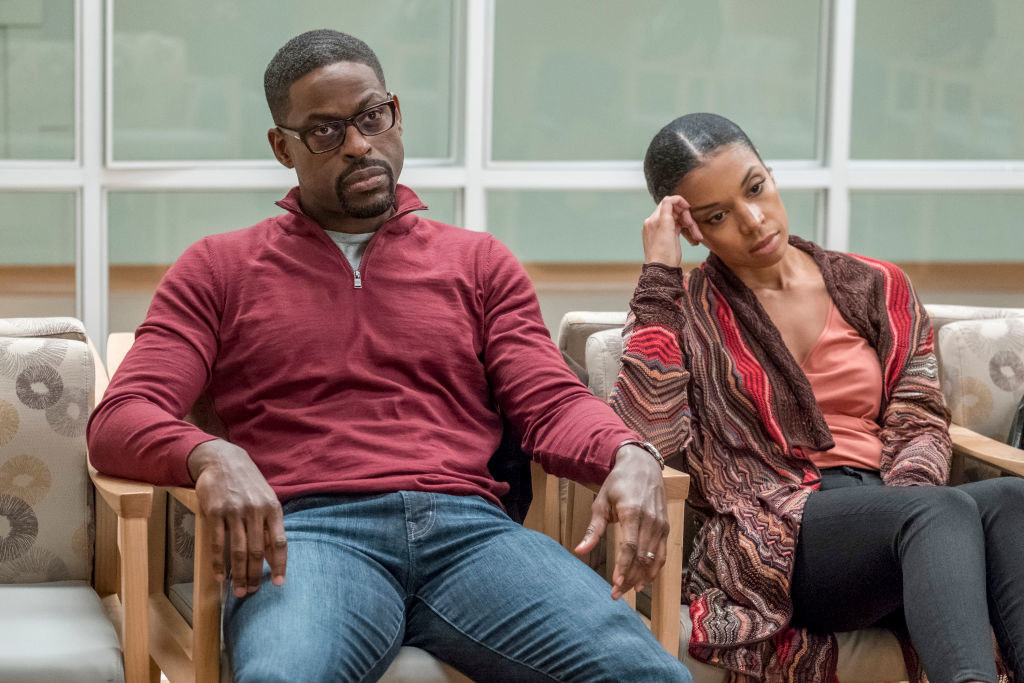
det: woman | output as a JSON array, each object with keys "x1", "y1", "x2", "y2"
[{"x1": 609, "y1": 113, "x2": 1024, "y2": 682}]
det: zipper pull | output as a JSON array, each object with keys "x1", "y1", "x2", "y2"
[{"x1": 353, "y1": 269, "x2": 362, "y2": 289}]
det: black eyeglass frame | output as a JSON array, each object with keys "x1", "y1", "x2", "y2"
[{"x1": 276, "y1": 94, "x2": 397, "y2": 154}]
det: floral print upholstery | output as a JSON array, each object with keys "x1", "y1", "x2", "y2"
[{"x1": 0, "y1": 318, "x2": 93, "y2": 583}]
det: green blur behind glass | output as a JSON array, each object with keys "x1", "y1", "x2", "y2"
[
  {"x1": 492, "y1": 0, "x2": 823, "y2": 162},
  {"x1": 0, "y1": 0, "x2": 74, "y2": 159},
  {"x1": 112, "y1": 1, "x2": 453, "y2": 161},
  {"x1": 488, "y1": 189, "x2": 817, "y2": 263}
]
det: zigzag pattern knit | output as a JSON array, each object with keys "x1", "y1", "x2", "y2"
[{"x1": 609, "y1": 237, "x2": 951, "y2": 682}]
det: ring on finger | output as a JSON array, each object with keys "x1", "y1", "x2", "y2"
[{"x1": 640, "y1": 551, "x2": 656, "y2": 562}]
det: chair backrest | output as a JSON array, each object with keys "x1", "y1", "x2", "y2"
[
  {"x1": 937, "y1": 314, "x2": 1024, "y2": 442},
  {"x1": 556, "y1": 312, "x2": 627, "y2": 384},
  {"x1": 558, "y1": 304, "x2": 1024, "y2": 441},
  {"x1": 0, "y1": 317, "x2": 95, "y2": 583},
  {"x1": 925, "y1": 303, "x2": 1024, "y2": 333}
]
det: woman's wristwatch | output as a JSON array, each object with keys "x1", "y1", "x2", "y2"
[{"x1": 617, "y1": 439, "x2": 665, "y2": 470}]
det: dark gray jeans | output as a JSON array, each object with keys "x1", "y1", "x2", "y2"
[{"x1": 790, "y1": 467, "x2": 1024, "y2": 683}]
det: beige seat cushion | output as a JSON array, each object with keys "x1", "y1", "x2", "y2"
[
  {"x1": 378, "y1": 647, "x2": 471, "y2": 682},
  {"x1": 679, "y1": 608, "x2": 907, "y2": 683},
  {"x1": 0, "y1": 581, "x2": 124, "y2": 682}
]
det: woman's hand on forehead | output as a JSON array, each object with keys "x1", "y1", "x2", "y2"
[
  {"x1": 669, "y1": 195, "x2": 702, "y2": 242},
  {"x1": 641, "y1": 195, "x2": 701, "y2": 267}
]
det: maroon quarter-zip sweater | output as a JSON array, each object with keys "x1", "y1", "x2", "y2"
[{"x1": 88, "y1": 186, "x2": 636, "y2": 505}]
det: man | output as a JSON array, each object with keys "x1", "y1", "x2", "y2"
[{"x1": 88, "y1": 29, "x2": 690, "y2": 682}]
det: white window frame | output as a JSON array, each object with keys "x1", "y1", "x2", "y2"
[{"x1": 1, "y1": 0, "x2": 1023, "y2": 349}]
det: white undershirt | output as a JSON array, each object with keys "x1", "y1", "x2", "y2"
[{"x1": 326, "y1": 230, "x2": 376, "y2": 271}]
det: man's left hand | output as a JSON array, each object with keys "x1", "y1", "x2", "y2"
[{"x1": 574, "y1": 444, "x2": 668, "y2": 600}]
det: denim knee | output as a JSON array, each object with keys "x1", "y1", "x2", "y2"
[{"x1": 579, "y1": 610, "x2": 693, "y2": 682}]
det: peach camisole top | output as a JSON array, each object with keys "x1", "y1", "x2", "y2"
[{"x1": 800, "y1": 299, "x2": 885, "y2": 470}]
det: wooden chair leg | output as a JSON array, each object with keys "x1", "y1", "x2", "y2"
[
  {"x1": 119, "y1": 516, "x2": 151, "y2": 683},
  {"x1": 650, "y1": 497, "x2": 683, "y2": 657},
  {"x1": 192, "y1": 513, "x2": 221, "y2": 683}
]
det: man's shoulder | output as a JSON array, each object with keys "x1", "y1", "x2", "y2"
[
  {"x1": 168, "y1": 214, "x2": 292, "y2": 272},
  {"x1": 416, "y1": 214, "x2": 492, "y2": 241},
  {"x1": 410, "y1": 214, "x2": 500, "y2": 258},
  {"x1": 197, "y1": 213, "x2": 289, "y2": 250}
]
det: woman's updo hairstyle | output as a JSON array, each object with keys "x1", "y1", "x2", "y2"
[{"x1": 643, "y1": 113, "x2": 763, "y2": 203}]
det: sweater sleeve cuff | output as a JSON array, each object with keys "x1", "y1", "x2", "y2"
[
  {"x1": 176, "y1": 433, "x2": 221, "y2": 486},
  {"x1": 607, "y1": 431, "x2": 642, "y2": 469},
  {"x1": 631, "y1": 263, "x2": 685, "y2": 327},
  {"x1": 588, "y1": 429, "x2": 641, "y2": 482}
]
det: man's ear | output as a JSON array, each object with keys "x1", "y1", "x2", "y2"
[
  {"x1": 392, "y1": 94, "x2": 403, "y2": 135},
  {"x1": 267, "y1": 128, "x2": 295, "y2": 169}
]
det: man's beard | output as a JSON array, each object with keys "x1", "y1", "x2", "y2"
[{"x1": 335, "y1": 159, "x2": 396, "y2": 219}]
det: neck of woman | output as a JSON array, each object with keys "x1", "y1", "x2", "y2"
[{"x1": 729, "y1": 246, "x2": 817, "y2": 293}]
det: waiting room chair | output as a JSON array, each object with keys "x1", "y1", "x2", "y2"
[
  {"x1": 104, "y1": 331, "x2": 678, "y2": 681},
  {"x1": 0, "y1": 317, "x2": 153, "y2": 682},
  {"x1": 559, "y1": 304, "x2": 1024, "y2": 683}
]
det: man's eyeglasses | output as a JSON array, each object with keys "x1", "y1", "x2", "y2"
[{"x1": 277, "y1": 95, "x2": 397, "y2": 154}]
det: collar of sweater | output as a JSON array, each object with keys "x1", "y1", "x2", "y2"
[
  {"x1": 699, "y1": 236, "x2": 887, "y2": 453},
  {"x1": 275, "y1": 184, "x2": 428, "y2": 238}
]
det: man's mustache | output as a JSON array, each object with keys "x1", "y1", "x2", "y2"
[{"x1": 337, "y1": 159, "x2": 393, "y2": 186}]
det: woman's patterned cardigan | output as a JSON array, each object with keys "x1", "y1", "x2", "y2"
[{"x1": 609, "y1": 237, "x2": 951, "y2": 682}]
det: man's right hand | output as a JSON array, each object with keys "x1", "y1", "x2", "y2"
[
  {"x1": 642, "y1": 195, "x2": 702, "y2": 267},
  {"x1": 187, "y1": 439, "x2": 287, "y2": 597}
]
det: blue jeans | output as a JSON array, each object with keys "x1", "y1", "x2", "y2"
[{"x1": 224, "y1": 491, "x2": 691, "y2": 682}]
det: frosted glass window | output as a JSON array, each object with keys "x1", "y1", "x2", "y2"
[
  {"x1": 492, "y1": 0, "x2": 822, "y2": 162},
  {"x1": 0, "y1": 1, "x2": 74, "y2": 159},
  {"x1": 850, "y1": 191, "x2": 1024, "y2": 262},
  {"x1": 107, "y1": 188, "x2": 457, "y2": 332},
  {"x1": 0, "y1": 191, "x2": 76, "y2": 317},
  {"x1": 487, "y1": 189, "x2": 817, "y2": 263},
  {"x1": 112, "y1": 1, "x2": 453, "y2": 161},
  {"x1": 852, "y1": 0, "x2": 1024, "y2": 159}
]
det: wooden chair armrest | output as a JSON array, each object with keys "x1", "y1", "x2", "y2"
[
  {"x1": 575, "y1": 465, "x2": 690, "y2": 501},
  {"x1": 89, "y1": 464, "x2": 154, "y2": 519},
  {"x1": 166, "y1": 485, "x2": 200, "y2": 513},
  {"x1": 87, "y1": 465, "x2": 153, "y2": 682},
  {"x1": 950, "y1": 423, "x2": 1024, "y2": 477}
]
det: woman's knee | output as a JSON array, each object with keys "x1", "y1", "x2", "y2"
[
  {"x1": 903, "y1": 486, "x2": 980, "y2": 532},
  {"x1": 961, "y1": 475, "x2": 1024, "y2": 522}
]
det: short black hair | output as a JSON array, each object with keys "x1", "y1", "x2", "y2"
[
  {"x1": 643, "y1": 113, "x2": 763, "y2": 203},
  {"x1": 264, "y1": 29, "x2": 386, "y2": 124}
]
